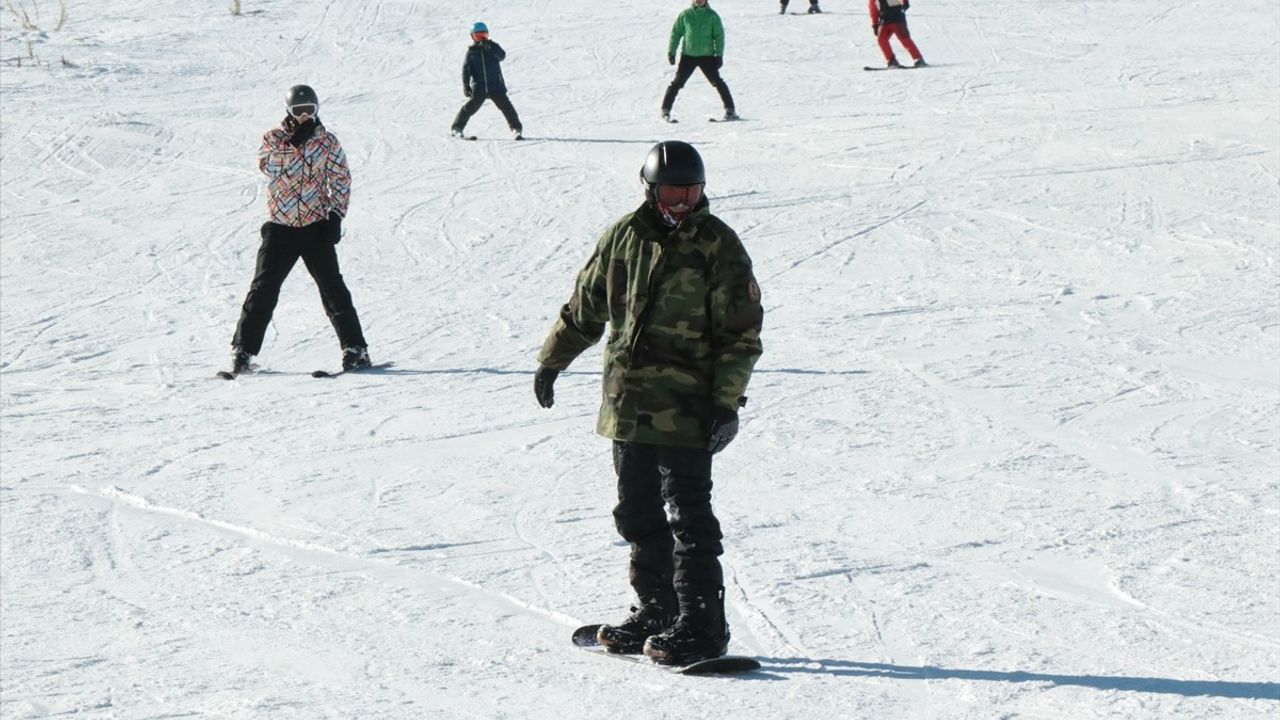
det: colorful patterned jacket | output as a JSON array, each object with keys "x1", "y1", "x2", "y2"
[
  {"x1": 538, "y1": 199, "x2": 764, "y2": 448},
  {"x1": 258, "y1": 122, "x2": 351, "y2": 227}
]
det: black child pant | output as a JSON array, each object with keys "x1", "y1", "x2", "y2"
[
  {"x1": 661, "y1": 55, "x2": 736, "y2": 113},
  {"x1": 611, "y1": 440, "x2": 724, "y2": 606},
  {"x1": 232, "y1": 220, "x2": 367, "y2": 356},
  {"x1": 451, "y1": 92, "x2": 523, "y2": 133}
]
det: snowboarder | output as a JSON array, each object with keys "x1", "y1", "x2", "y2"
[
  {"x1": 662, "y1": 0, "x2": 738, "y2": 122},
  {"x1": 780, "y1": 0, "x2": 822, "y2": 14},
  {"x1": 533, "y1": 141, "x2": 764, "y2": 666},
  {"x1": 870, "y1": 0, "x2": 926, "y2": 68},
  {"x1": 450, "y1": 22, "x2": 524, "y2": 140},
  {"x1": 229, "y1": 85, "x2": 370, "y2": 375}
]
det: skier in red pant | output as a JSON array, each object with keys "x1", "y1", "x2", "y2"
[{"x1": 870, "y1": 0, "x2": 926, "y2": 68}]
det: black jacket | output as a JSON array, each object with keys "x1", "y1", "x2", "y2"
[
  {"x1": 874, "y1": 0, "x2": 909, "y2": 26},
  {"x1": 463, "y1": 41, "x2": 508, "y2": 96}
]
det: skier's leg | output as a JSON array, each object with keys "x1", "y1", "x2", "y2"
[
  {"x1": 451, "y1": 95, "x2": 486, "y2": 133},
  {"x1": 697, "y1": 57, "x2": 736, "y2": 113},
  {"x1": 661, "y1": 55, "x2": 699, "y2": 114},
  {"x1": 232, "y1": 222, "x2": 301, "y2": 356},
  {"x1": 779, "y1": 0, "x2": 788, "y2": 12},
  {"x1": 656, "y1": 445, "x2": 723, "y2": 598},
  {"x1": 877, "y1": 26, "x2": 897, "y2": 64},
  {"x1": 300, "y1": 223, "x2": 367, "y2": 350},
  {"x1": 489, "y1": 93, "x2": 523, "y2": 133},
  {"x1": 897, "y1": 24, "x2": 923, "y2": 62},
  {"x1": 612, "y1": 441, "x2": 677, "y2": 604}
]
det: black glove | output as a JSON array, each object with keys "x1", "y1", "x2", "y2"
[
  {"x1": 705, "y1": 406, "x2": 739, "y2": 454},
  {"x1": 534, "y1": 366, "x2": 559, "y2": 408},
  {"x1": 288, "y1": 118, "x2": 317, "y2": 148},
  {"x1": 464, "y1": 86, "x2": 473, "y2": 98},
  {"x1": 668, "y1": 53, "x2": 676, "y2": 66},
  {"x1": 323, "y1": 211, "x2": 342, "y2": 245},
  {"x1": 872, "y1": 23, "x2": 880, "y2": 37},
  {"x1": 713, "y1": 56, "x2": 723, "y2": 70}
]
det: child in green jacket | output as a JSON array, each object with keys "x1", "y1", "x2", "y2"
[{"x1": 661, "y1": 0, "x2": 738, "y2": 122}]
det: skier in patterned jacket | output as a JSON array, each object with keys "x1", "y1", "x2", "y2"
[
  {"x1": 534, "y1": 141, "x2": 764, "y2": 666},
  {"x1": 229, "y1": 85, "x2": 371, "y2": 375}
]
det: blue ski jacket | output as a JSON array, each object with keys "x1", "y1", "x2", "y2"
[{"x1": 463, "y1": 40, "x2": 509, "y2": 96}]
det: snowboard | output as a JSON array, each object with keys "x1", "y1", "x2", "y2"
[
  {"x1": 571, "y1": 624, "x2": 761, "y2": 675},
  {"x1": 311, "y1": 361, "x2": 395, "y2": 378}
]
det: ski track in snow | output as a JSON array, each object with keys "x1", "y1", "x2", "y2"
[{"x1": 2, "y1": 0, "x2": 1279, "y2": 718}]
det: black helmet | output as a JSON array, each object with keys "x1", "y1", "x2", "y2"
[
  {"x1": 640, "y1": 141, "x2": 705, "y2": 187},
  {"x1": 286, "y1": 84, "x2": 319, "y2": 109}
]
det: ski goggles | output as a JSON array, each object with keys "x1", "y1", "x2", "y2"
[
  {"x1": 288, "y1": 103, "x2": 318, "y2": 119},
  {"x1": 471, "y1": 31, "x2": 489, "y2": 41},
  {"x1": 656, "y1": 183, "x2": 703, "y2": 207}
]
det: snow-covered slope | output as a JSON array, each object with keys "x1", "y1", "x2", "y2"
[{"x1": 2, "y1": 0, "x2": 1277, "y2": 717}]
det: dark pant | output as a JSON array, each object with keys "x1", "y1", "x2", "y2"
[
  {"x1": 662, "y1": 56, "x2": 735, "y2": 113},
  {"x1": 611, "y1": 441, "x2": 724, "y2": 605},
  {"x1": 452, "y1": 92, "x2": 523, "y2": 133},
  {"x1": 232, "y1": 221, "x2": 366, "y2": 356}
]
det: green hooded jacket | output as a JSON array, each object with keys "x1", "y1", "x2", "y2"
[
  {"x1": 537, "y1": 199, "x2": 764, "y2": 448},
  {"x1": 668, "y1": 3, "x2": 726, "y2": 58}
]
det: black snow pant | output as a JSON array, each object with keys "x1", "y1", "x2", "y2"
[
  {"x1": 451, "y1": 92, "x2": 523, "y2": 133},
  {"x1": 661, "y1": 55, "x2": 736, "y2": 114},
  {"x1": 611, "y1": 440, "x2": 724, "y2": 610},
  {"x1": 232, "y1": 220, "x2": 367, "y2": 356}
]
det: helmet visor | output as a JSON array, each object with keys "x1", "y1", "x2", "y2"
[
  {"x1": 655, "y1": 183, "x2": 703, "y2": 208},
  {"x1": 288, "y1": 103, "x2": 318, "y2": 119}
]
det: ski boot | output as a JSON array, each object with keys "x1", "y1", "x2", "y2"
[
  {"x1": 449, "y1": 127, "x2": 465, "y2": 138},
  {"x1": 341, "y1": 346, "x2": 372, "y2": 371},
  {"x1": 808, "y1": 2, "x2": 822, "y2": 13},
  {"x1": 597, "y1": 596, "x2": 676, "y2": 654},
  {"x1": 887, "y1": 57, "x2": 902, "y2": 69},
  {"x1": 642, "y1": 588, "x2": 729, "y2": 665},
  {"x1": 511, "y1": 127, "x2": 524, "y2": 141},
  {"x1": 722, "y1": 109, "x2": 740, "y2": 121},
  {"x1": 231, "y1": 346, "x2": 253, "y2": 375},
  {"x1": 913, "y1": 58, "x2": 928, "y2": 68}
]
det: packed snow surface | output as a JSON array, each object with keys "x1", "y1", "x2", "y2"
[{"x1": 2, "y1": 0, "x2": 1278, "y2": 718}]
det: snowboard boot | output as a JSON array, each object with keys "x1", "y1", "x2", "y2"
[
  {"x1": 231, "y1": 346, "x2": 253, "y2": 374},
  {"x1": 887, "y1": 57, "x2": 902, "y2": 68},
  {"x1": 341, "y1": 346, "x2": 372, "y2": 371},
  {"x1": 597, "y1": 595, "x2": 676, "y2": 654},
  {"x1": 913, "y1": 58, "x2": 928, "y2": 68},
  {"x1": 642, "y1": 588, "x2": 729, "y2": 665}
]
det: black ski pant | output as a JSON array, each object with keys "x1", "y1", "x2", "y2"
[
  {"x1": 661, "y1": 55, "x2": 736, "y2": 113},
  {"x1": 611, "y1": 440, "x2": 724, "y2": 610},
  {"x1": 232, "y1": 220, "x2": 367, "y2": 356},
  {"x1": 451, "y1": 92, "x2": 523, "y2": 133}
]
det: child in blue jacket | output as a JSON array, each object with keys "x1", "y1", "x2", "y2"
[{"x1": 450, "y1": 22, "x2": 524, "y2": 140}]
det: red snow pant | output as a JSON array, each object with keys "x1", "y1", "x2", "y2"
[{"x1": 877, "y1": 22, "x2": 921, "y2": 63}]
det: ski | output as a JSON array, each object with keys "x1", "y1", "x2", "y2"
[
  {"x1": 451, "y1": 132, "x2": 478, "y2": 141},
  {"x1": 863, "y1": 65, "x2": 923, "y2": 71},
  {"x1": 571, "y1": 624, "x2": 760, "y2": 676},
  {"x1": 216, "y1": 370, "x2": 238, "y2": 380},
  {"x1": 311, "y1": 361, "x2": 394, "y2": 379},
  {"x1": 708, "y1": 117, "x2": 743, "y2": 123}
]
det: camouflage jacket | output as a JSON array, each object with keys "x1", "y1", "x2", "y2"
[{"x1": 538, "y1": 199, "x2": 763, "y2": 448}]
